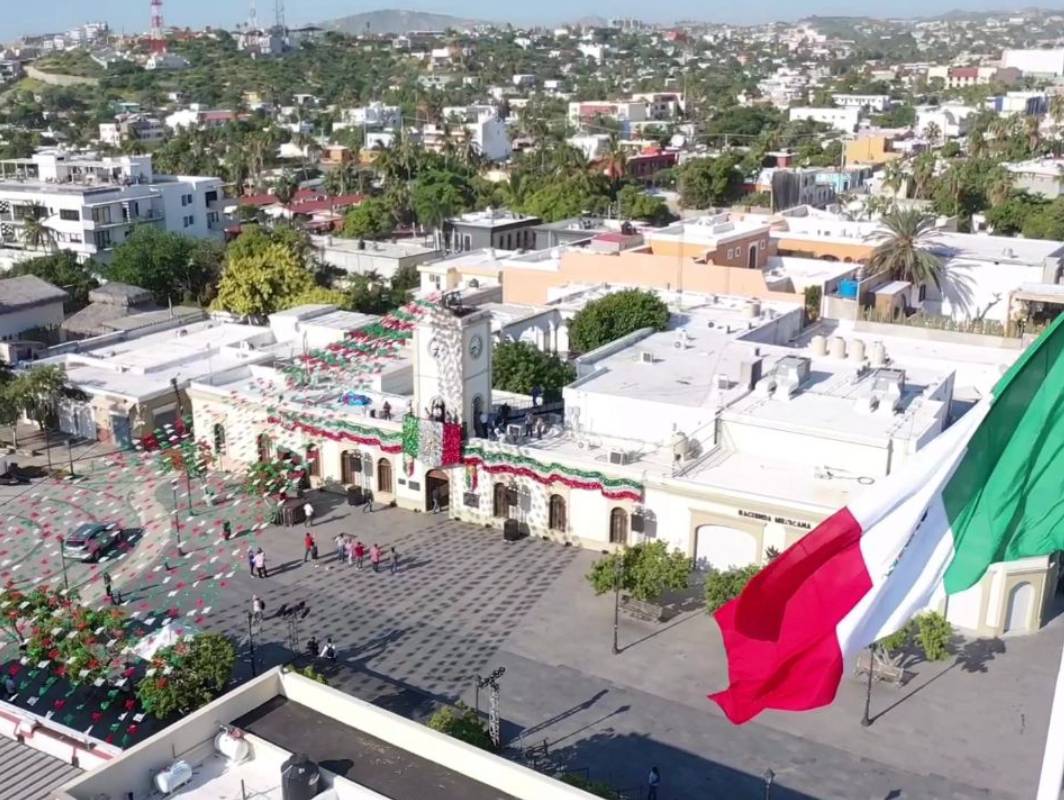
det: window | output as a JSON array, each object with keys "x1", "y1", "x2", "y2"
[
  {"x1": 306, "y1": 445, "x2": 321, "y2": 478},
  {"x1": 207, "y1": 211, "x2": 219, "y2": 225},
  {"x1": 59, "y1": 209, "x2": 79, "y2": 221},
  {"x1": 92, "y1": 207, "x2": 112, "y2": 224},
  {"x1": 205, "y1": 190, "x2": 218, "y2": 203},
  {"x1": 180, "y1": 193, "x2": 193, "y2": 206},
  {"x1": 727, "y1": 248, "x2": 734, "y2": 259},
  {"x1": 493, "y1": 483, "x2": 510, "y2": 519},
  {"x1": 463, "y1": 234, "x2": 472, "y2": 251},
  {"x1": 183, "y1": 215, "x2": 195, "y2": 228},
  {"x1": 340, "y1": 451, "x2": 362, "y2": 484},
  {"x1": 94, "y1": 230, "x2": 112, "y2": 249},
  {"x1": 69, "y1": 234, "x2": 82, "y2": 244}
]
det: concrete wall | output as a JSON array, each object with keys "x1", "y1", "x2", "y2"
[{"x1": 0, "y1": 301, "x2": 64, "y2": 339}]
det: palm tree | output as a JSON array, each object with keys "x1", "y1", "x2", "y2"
[
  {"x1": 601, "y1": 135, "x2": 627, "y2": 190},
  {"x1": 922, "y1": 121, "x2": 941, "y2": 146},
  {"x1": 19, "y1": 203, "x2": 55, "y2": 251},
  {"x1": 274, "y1": 172, "x2": 298, "y2": 205},
  {"x1": 986, "y1": 167, "x2": 1014, "y2": 207},
  {"x1": 882, "y1": 159, "x2": 907, "y2": 198},
  {"x1": 867, "y1": 209, "x2": 943, "y2": 292}
]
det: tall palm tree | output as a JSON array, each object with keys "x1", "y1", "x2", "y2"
[
  {"x1": 922, "y1": 121, "x2": 941, "y2": 145},
  {"x1": 985, "y1": 166, "x2": 1014, "y2": 207},
  {"x1": 867, "y1": 209, "x2": 943, "y2": 291},
  {"x1": 19, "y1": 203, "x2": 55, "y2": 251},
  {"x1": 601, "y1": 135, "x2": 628, "y2": 190}
]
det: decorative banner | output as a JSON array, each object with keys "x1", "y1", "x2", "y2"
[
  {"x1": 267, "y1": 414, "x2": 403, "y2": 454},
  {"x1": 402, "y1": 415, "x2": 420, "y2": 457},
  {"x1": 463, "y1": 445, "x2": 644, "y2": 502},
  {"x1": 442, "y1": 423, "x2": 463, "y2": 467},
  {"x1": 418, "y1": 420, "x2": 443, "y2": 467}
]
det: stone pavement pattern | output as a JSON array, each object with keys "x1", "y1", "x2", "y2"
[{"x1": 0, "y1": 460, "x2": 1058, "y2": 798}]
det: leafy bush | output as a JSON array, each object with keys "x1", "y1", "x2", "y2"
[
  {"x1": 136, "y1": 633, "x2": 236, "y2": 719},
  {"x1": 427, "y1": 703, "x2": 494, "y2": 750},
  {"x1": 704, "y1": 564, "x2": 760, "y2": 614},
  {"x1": 586, "y1": 541, "x2": 691, "y2": 603},
  {"x1": 292, "y1": 664, "x2": 328, "y2": 685},
  {"x1": 492, "y1": 341, "x2": 575, "y2": 401},
  {"x1": 561, "y1": 773, "x2": 619, "y2": 798},
  {"x1": 876, "y1": 624, "x2": 912, "y2": 657},
  {"x1": 568, "y1": 289, "x2": 669, "y2": 354},
  {"x1": 914, "y1": 611, "x2": 952, "y2": 661}
]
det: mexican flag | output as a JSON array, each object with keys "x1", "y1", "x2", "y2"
[{"x1": 710, "y1": 312, "x2": 1064, "y2": 725}]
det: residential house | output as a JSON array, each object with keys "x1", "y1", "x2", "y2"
[{"x1": 0, "y1": 275, "x2": 66, "y2": 341}]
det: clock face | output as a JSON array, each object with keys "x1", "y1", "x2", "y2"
[{"x1": 469, "y1": 334, "x2": 484, "y2": 359}]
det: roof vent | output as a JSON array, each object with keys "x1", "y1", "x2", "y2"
[{"x1": 639, "y1": 350, "x2": 655, "y2": 364}]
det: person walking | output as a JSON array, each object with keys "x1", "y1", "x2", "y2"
[
  {"x1": 362, "y1": 488, "x2": 373, "y2": 513},
  {"x1": 646, "y1": 766, "x2": 660, "y2": 800},
  {"x1": 251, "y1": 594, "x2": 264, "y2": 625},
  {"x1": 247, "y1": 546, "x2": 256, "y2": 576},
  {"x1": 345, "y1": 537, "x2": 355, "y2": 566},
  {"x1": 334, "y1": 534, "x2": 345, "y2": 561},
  {"x1": 304, "y1": 531, "x2": 315, "y2": 562},
  {"x1": 254, "y1": 548, "x2": 267, "y2": 578},
  {"x1": 431, "y1": 488, "x2": 440, "y2": 514},
  {"x1": 353, "y1": 540, "x2": 365, "y2": 570},
  {"x1": 102, "y1": 570, "x2": 114, "y2": 603},
  {"x1": 370, "y1": 543, "x2": 381, "y2": 573},
  {"x1": 320, "y1": 636, "x2": 337, "y2": 662},
  {"x1": 303, "y1": 499, "x2": 315, "y2": 528},
  {"x1": 389, "y1": 546, "x2": 399, "y2": 575}
]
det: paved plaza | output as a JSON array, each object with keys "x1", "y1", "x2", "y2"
[{"x1": 0, "y1": 453, "x2": 1060, "y2": 798}]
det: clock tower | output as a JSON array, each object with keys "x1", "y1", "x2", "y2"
[{"x1": 413, "y1": 301, "x2": 492, "y2": 429}]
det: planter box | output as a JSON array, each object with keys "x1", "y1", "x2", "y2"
[{"x1": 621, "y1": 596, "x2": 671, "y2": 623}]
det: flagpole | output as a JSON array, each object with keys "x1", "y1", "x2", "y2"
[{"x1": 1036, "y1": 633, "x2": 1064, "y2": 800}]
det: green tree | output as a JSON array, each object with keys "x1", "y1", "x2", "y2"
[
  {"x1": 280, "y1": 286, "x2": 348, "y2": 310},
  {"x1": 569, "y1": 289, "x2": 669, "y2": 353},
  {"x1": 704, "y1": 564, "x2": 760, "y2": 613},
  {"x1": 412, "y1": 170, "x2": 471, "y2": 233},
  {"x1": 914, "y1": 611, "x2": 952, "y2": 661},
  {"x1": 868, "y1": 209, "x2": 943, "y2": 290},
  {"x1": 586, "y1": 541, "x2": 691, "y2": 603},
  {"x1": 104, "y1": 227, "x2": 209, "y2": 304},
  {"x1": 342, "y1": 198, "x2": 396, "y2": 240},
  {"x1": 14, "y1": 365, "x2": 83, "y2": 439},
  {"x1": 492, "y1": 341, "x2": 575, "y2": 401},
  {"x1": 617, "y1": 185, "x2": 672, "y2": 225},
  {"x1": 136, "y1": 633, "x2": 236, "y2": 719},
  {"x1": 213, "y1": 242, "x2": 316, "y2": 318},
  {"x1": 678, "y1": 156, "x2": 744, "y2": 209},
  {"x1": 19, "y1": 202, "x2": 56, "y2": 252},
  {"x1": 427, "y1": 703, "x2": 494, "y2": 750},
  {"x1": 8, "y1": 252, "x2": 98, "y2": 313}
]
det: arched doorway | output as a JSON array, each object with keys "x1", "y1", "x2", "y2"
[
  {"x1": 609, "y1": 508, "x2": 628, "y2": 545},
  {"x1": 549, "y1": 494, "x2": 567, "y2": 532},
  {"x1": 212, "y1": 423, "x2": 226, "y2": 455},
  {"x1": 306, "y1": 444, "x2": 321, "y2": 479},
  {"x1": 1005, "y1": 582, "x2": 1034, "y2": 633},
  {"x1": 340, "y1": 450, "x2": 362, "y2": 485},
  {"x1": 377, "y1": 458, "x2": 393, "y2": 494},
  {"x1": 693, "y1": 525, "x2": 758, "y2": 572},
  {"x1": 256, "y1": 433, "x2": 272, "y2": 463},
  {"x1": 426, "y1": 469, "x2": 450, "y2": 512},
  {"x1": 493, "y1": 483, "x2": 510, "y2": 519},
  {"x1": 747, "y1": 243, "x2": 758, "y2": 269}
]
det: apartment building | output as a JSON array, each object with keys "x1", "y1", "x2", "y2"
[
  {"x1": 1001, "y1": 48, "x2": 1064, "y2": 77},
  {"x1": 0, "y1": 151, "x2": 223, "y2": 267},
  {"x1": 97, "y1": 113, "x2": 166, "y2": 148},
  {"x1": 333, "y1": 102, "x2": 402, "y2": 132},
  {"x1": 788, "y1": 106, "x2": 860, "y2": 132},
  {"x1": 831, "y1": 93, "x2": 893, "y2": 112},
  {"x1": 567, "y1": 101, "x2": 648, "y2": 135}
]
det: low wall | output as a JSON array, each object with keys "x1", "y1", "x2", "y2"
[
  {"x1": 852, "y1": 319, "x2": 1023, "y2": 349},
  {"x1": 0, "y1": 701, "x2": 119, "y2": 771}
]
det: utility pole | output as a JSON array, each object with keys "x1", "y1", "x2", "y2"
[
  {"x1": 247, "y1": 611, "x2": 258, "y2": 677},
  {"x1": 170, "y1": 480, "x2": 183, "y2": 559},
  {"x1": 861, "y1": 644, "x2": 875, "y2": 727},
  {"x1": 612, "y1": 552, "x2": 624, "y2": 655},
  {"x1": 475, "y1": 668, "x2": 505, "y2": 749},
  {"x1": 57, "y1": 537, "x2": 69, "y2": 593},
  {"x1": 66, "y1": 439, "x2": 75, "y2": 479}
]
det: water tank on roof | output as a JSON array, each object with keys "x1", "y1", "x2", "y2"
[
  {"x1": 829, "y1": 336, "x2": 847, "y2": 359},
  {"x1": 811, "y1": 335, "x2": 827, "y2": 357},
  {"x1": 871, "y1": 340, "x2": 887, "y2": 367},
  {"x1": 849, "y1": 339, "x2": 866, "y2": 362},
  {"x1": 744, "y1": 301, "x2": 762, "y2": 319},
  {"x1": 281, "y1": 753, "x2": 321, "y2": 800}
]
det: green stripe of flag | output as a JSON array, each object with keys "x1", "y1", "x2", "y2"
[{"x1": 943, "y1": 312, "x2": 1064, "y2": 594}]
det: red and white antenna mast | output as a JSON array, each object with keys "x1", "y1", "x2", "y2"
[{"x1": 150, "y1": 0, "x2": 166, "y2": 53}]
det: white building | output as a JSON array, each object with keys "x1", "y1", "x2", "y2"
[
  {"x1": 832, "y1": 93, "x2": 893, "y2": 112},
  {"x1": 98, "y1": 114, "x2": 166, "y2": 148},
  {"x1": 1001, "y1": 48, "x2": 1064, "y2": 77},
  {"x1": 0, "y1": 275, "x2": 66, "y2": 341},
  {"x1": 788, "y1": 106, "x2": 861, "y2": 133},
  {"x1": 311, "y1": 235, "x2": 441, "y2": 280},
  {"x1": 915, "y1": 103, "x2": 978, "y2": 139},
  {"x1": 568, "y1": 101, "x2": 648, "y2": 136},
  {"x1": 567, "y1": 133, "x2": 612, "y2": 160},
  {"x1": 428, "y1": 106, "x2": 512, "y2": 162},
  {"x1": 333, "y1": 102, "x2": 402, "y2": 132},
  {"x1": 53, "y1": 667, "x2": 597, "y2": 800},
  {"x1": 0, "y1": 151, "x2": 224, "y2": 268}
]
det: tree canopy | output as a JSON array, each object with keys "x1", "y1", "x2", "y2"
[
  {"x1": 136, "y1": 633, "x2": 236, "y2": 719},
  {"x1": 212, "y1": 242, "x2": 316, "y2": 318},
  {"x1": 568, "y1": 290, "x2": 670, "y2": 354},
  {"x1": 342, "y1": 197, "x2": 396, "y2": 240},
  {"x1": 678, "y1": 155, "x2": 744, "y2": 209},
  {"x1": 492, "y1": 341, "x2": 575, "y2": 401},
  {"x1": 869, "y1": 209, "x2": 944, "y2": 290},
  {"x1": 104, "y1": 228, "x2": 223, "y2": 305},
  {"x1": 587, "y1": 541, "x2": 691, "y2": 603}
]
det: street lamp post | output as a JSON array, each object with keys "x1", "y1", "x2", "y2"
[
  {"x1": 66, "y1": 439, "x2": 75, "y2": 479},
  {"x1": 170, "y1": 481, "x2": 183, "y2": 557},
  {"x1": 763, "y1": 768, "x2": 775, "y2": 800},
  {"x1": 861, "y1": 644, "x2": 875, "y2": 727},
  {"x1": 612, "y1": 552, "x2": 623, "y2": 655},
  {"x1": 247, "y1": 611, "x2": 258, "y2": 677}
]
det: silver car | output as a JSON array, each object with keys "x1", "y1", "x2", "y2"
[{"x1": 61, "y1": 523, "x2": 120, "y2": 562}]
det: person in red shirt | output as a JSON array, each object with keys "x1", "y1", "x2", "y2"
[
  {"x1": 303, "y1": 531, "x2": 315, "y2": 562},
  {"x1": 354, "y1": 540, "x2": 366, "y2": 570}
]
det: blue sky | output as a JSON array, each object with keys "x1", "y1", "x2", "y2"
[{"x1": 4, "y1": 1, "x2": 1060, "y2": 42}]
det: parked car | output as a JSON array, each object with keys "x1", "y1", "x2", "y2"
[{"x1": 61, "y1": 523, "x2": 121, "y2": 562}]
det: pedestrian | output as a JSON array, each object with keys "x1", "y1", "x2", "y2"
[
  {"x1": 222, "y1": 520, "x2": 232, "y2": 540},
  {"x1": 524, "y1": 411, "x2": 534, "y2": 438},
  {"x1": 320, "y1": 636, "x2": 337, "y2": 662},
  {"x1": 304, "y1": 531, "x2": 315, "y2": 562},
  {"x1": 370, "y1": 543, "x2": 381, "y2": 573},
  {"x1": 247, "y1": 546, "x2": 255, "y2": 576},
  {"x1": 251, "y1": 594, "x2": 264, "y2": 625},
  {"x1": 3, "y1": 673, "x2": 16, "y2": 699},
  {"x1": 334, "y1": 533, "x2": 345, "y2": 561},
  {"x1": 389, "y1": 546, "x2": 399, "y2": 574},
  {"x1": 306, "y1": 635, "x2": 320, "y2": 658},
  {"x1": 345, "y1": 537, "x2": 355, "y2": 566},
  {"x1": 254, "y1": 548, "x2": 267, "y2": 578},
  {"x1": 354, "y1": 540, "x2": 366, "y2": 570},
  {"x1": 431, "y1": 488, "x2": 440, "y2": 514},
  {"x1": 362, "y1": 488, "x2": 373, "y2": 513},
  {"x1": 102, "y1": 570, "x2": 113, "y2": 602},
  {"x1": 303, "y1": 499, "x2": 314, "y2": 528},
  {"x1": 647, "y1": 766, "x2": 660, "y2": 800}
]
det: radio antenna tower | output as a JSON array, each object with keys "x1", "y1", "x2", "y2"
[
  {"x1": 274, "y1": 0, "x2": 286, "y2": 31},
  {"x1": 248, "y1": 0, "x2": 258, "y2": 31},
  {"x1": 150, "y1": 0, "x2": 166, "y2": 52}
]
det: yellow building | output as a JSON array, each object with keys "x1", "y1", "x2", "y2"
[{"x1": 845, "y1": 135, "x2": 902, "y2": 167}]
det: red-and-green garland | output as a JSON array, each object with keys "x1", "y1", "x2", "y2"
[
  {"x1": 268, "y1": 413, "x2": 403, "y2": 453},
  {"x1": 463, "y1": 445, "x2": 643, "y2": 502}
]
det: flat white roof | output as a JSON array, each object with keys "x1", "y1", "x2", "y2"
[
  {"x1": 651, "y1": 213, "x2": 772, "y2": 246},
  {"x1": 314, "y1": 236, "x2": 439, "y2": 258}
]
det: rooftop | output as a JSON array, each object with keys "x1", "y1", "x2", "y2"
[
  {"x1": 649, "y1": 213, "x2": 772, "y2": 247},
  {"x1": 312, "y1": 235, "x2": 440, "y2": 259},
  {"x1": 450, "y1": 208, "x2": 541, "y2": 228},
  {"x1": 0, "y1": 275, "x2": 67, "y2": 312},
  {"x1": 0, "y1": 736, "x2": 81, "y2": 800}
]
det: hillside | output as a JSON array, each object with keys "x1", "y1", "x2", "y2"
[{"x1": 322, "y1": 9, "x2": 487, "y2": 34}]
